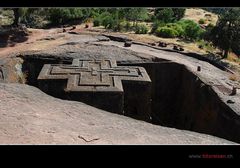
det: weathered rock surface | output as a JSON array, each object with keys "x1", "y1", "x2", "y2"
[
  {"x1": 19, "y1": 34, "x2": 156, "y2": 63},
  {"x1": 0, "y1": 83, "x2": 235, "y2": 144},
  {"x1": 0, "y1": 32, "x2": 240, "y2": 144}
]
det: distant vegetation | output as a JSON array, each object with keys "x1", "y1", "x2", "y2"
[
  {"x1": 1, "y1": 7, "x2": 239, "y2": 58},
  {"x1": 205, "y1": 8, "x2": 240, "y2": 58},
  {"x1": 201, "y1": 8, "x2": 229, "y2": 15}
]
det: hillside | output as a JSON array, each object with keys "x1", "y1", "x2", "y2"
[{"x1": 183, "y1": 8, "x2": 219, "y2": 25}]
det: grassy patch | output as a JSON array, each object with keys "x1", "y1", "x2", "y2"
[
  {"x1": 196, "y1": 40, "x2": 215, "y2": 52},
  {"x1": 227, "y1": 52, "x2": 240, "y2": 64},
  {"x1": 229, "y1": 74, "x2": 238, "y2": 81}
]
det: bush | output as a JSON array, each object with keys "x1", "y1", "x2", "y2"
[
  {"x1": 202, "y1": 23, "x2": 215, "y2": 40},
  {"x1": 177, "y1": 19, "x2": 193, "y2": 29},
  {"x1": 92, "y1": 11, "x2": 123, "y2": 31},
  {"x1": 151, "y1": 20, "x2": 166, "y2": 33},
  {"x1": 165, "y1": 23, "x2": 184, "y2": 37},
  {"x1": 47, "y1": 8, "x2": 84, "y2": 25},
  {"x1": 206, "y1": 23, "x2": 214, "y2": 29},
  {"x1": 197, "y1": 40, "x2": 214, "y2": 51},
  {"x1": 113, "y1": 21, "x2": 123, "y2": 32},
  {"x1": 155, "y1": 8, "x2": 174, "y2": 23},
  {"x1": 93, "y1": 11, "x2": 110, "y2": 27},
  {"x1": 134, "y1": 24, "x2": 149, "y2": 34},
  {"x1": 102, "y1": 15, "x2": 115, "y2": 29},
  {"x1": 125, "y1": 21, "x2": 132, "y2": 31},
  {"x1": 154, "y1": 8, "x2": 186, "y2": 23},
  {"x1": 172, "y1": 8, "x2": 186, "y2": 21},
  {"x1": 177, "y1": 19, "x2": 204, "y2": 40},
  {"x1": 185, "y1": 22, "x2": 204, "y2": 40},
  {"x1": 155, "y1": 27, "x2": 178, "y2": 38},
  {"x1": 153, "y1": 19, "x2": 204, "y2": 40},
  {"x1": 93, "y1": 17, "x2": 101, "y2": 26},
  {"x1": 20, "y1": 8, "x2": 49, "y2": 28},
  {"x1": 198, "y1": 18, "x2": 205, "y2": 24},
  {"x1": 153, "y1": 22, "x2": 183, "y2": 38},
  {"x1": 120, "y1": 8, "x2": 149, "y2": 22},
  {"x1": 116, "y1": 21, "x2": 132, "y2": 32}
]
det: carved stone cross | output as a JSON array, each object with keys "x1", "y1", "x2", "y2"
[
  {"x1": 37, "y1": 59, "x2": 151, "y2": 120},
  {"x1": 38, "y1": 59, "x2": 151, "y2": 92}
]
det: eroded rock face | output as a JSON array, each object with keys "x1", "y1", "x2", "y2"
[
  {"x1": 123, "y1": 62, "x2": 240, "y2": 143},
  {"x1": 0, "y1": 57, "x2": 25, "y2": 83},
  {"x1": 0, "y1": 83, "x2": 235, "y2": 144},
  {"x1": 0, "y1": 67, "x2": 4, "y2": 80}
]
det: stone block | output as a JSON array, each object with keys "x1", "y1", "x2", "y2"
[{"x1": 38, "y1": 59, "x2": 151, "y2": 118}]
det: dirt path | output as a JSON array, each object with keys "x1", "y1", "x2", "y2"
[
  {"x1": 0, "y1": 24, "x2": 92, "y2": 58},
  {"x1": 0, "y1": 28, "x2": 62, "y2": 57}
]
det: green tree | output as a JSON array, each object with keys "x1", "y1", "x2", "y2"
[
  {"x1": 177, "y1": 19, "x2": 204, "y2": 41},
  {"x1": 7, "y1": 8, "x2": 30, "y2": 26},
  {"x1": 12, "y1": 8, "x2": 20, "y2": 26},
  {"x1": 121, "y1": 8, "x2": 149, "y2": 24},
  {"x1": 20, "y1": 8, "x2": 47, "y2": 28},
  {"x1": 172, "y1": 8, "x2": 186, "y2": 21},
  {"x1": 102, "y1": 15, "x2": 115, "y2": 29},
  {"x1": 209, "y1": 8, "x2": 240, "y2": 58},
  {"x1": 156, "y1": 27, "x2": 178, "y2": 38},
  {"x1": 165, "y1": 23, "x2": 184, "y2": 37},
  {"x1": 155, "y1": 8, "x2": 174, "y2": 23},
  {"x1": 135, "y1": 24, "x2": 149, "y2": 34},
  {"x1": 47, "y1": 8, "x2": 84, "y2": 25},
  {"x1": 154, "y1": 8, "x2": 185, "y2": 23}
]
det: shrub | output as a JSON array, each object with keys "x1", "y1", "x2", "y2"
[
  {"x1": 113, "y1": 21, "x2": 123, "y2": 32},
  {"x1": 185, "y1": 22, "x2": 204, "y2": 40},
  {"x1": 198, "y1": 18, "x2": 205, "y2": 24},
  {"x1": 121, "y1": 8, "x2": 149, "y2": 22},
  {"x1": 118, "y1": 21, "x2": 133, "y2": 31},
  {"x1": 202, "y1": 23, "x2": 215, "y2": 40},
  {"x1": 177, "y1": 19, "x2": 193, "y2": 29},
  {"x1": 20, "y1": 8, "x2": 48, "y2": 28},
  {"x1": 134, "y1": 24, "x2": 149, "y2": 34},
  {"x1": 155, "y1": 8, "x2": 174, "y2": 23},
  {"x1": 93, "y1": 11, "x2": 124, "y2": 31},
  {"x1": 151, "y1": 20, "x2": 165, "y2": 33},
  {"x1": 177, "y1": 19, "x2": 204, "y2": 40},
  {"x1": 93, "y1": 11, "x2": 111, "y2": 27},
  {"x1": 155, "y1": 27, "x2": 178, "y2": 38},
  {"x1": 102, "y1": 15, "x2": 115, "y2": 29},
  {"x1": 165, "y1": 23, "x2": 184, "y2": 37},
  {"x1": 47, "y1": 8, "x2": 84, "y2": 25},
  {"x1": 84, "y1": 17, "x2": 93, "y2": 24},
  {"x1": 172, "y1": 8, "x2": 186, "y2": 21},
  {"x1": 196, "y1": 39, "x2": 214, "y2": 51},
  {"x1": 154, "y1": 8, "x2": 186, "y2": 23},
  {"x1": 115, "y1": 21, "x2": 132, "y2": 32},
  {"x1": 125, "y1": 21, "x2": 132, "y2": 31},
  {"x1": 206, "y1": 23, "x2": 214, "y2": 29},
  {"x1": 93, "y1": 17, "x2": 101, "y2": 26}
]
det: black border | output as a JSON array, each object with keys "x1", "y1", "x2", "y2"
[
  {"x1": 0, "y1": 0, "x2": 239, "y2": 7},
  {"x1": 1, "y1": 0, "x2": 240, "y2": 163},
  {"x1": 0, "y1": 145, "x2": 239, "y2": 162}
]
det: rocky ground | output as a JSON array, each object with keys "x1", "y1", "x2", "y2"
[
  {"x1": 0, "y1": 26, "x2": 239, "y2": 144},
  {"x1": 0, "y1": 83, "x2": 235, "y2": 144}
]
